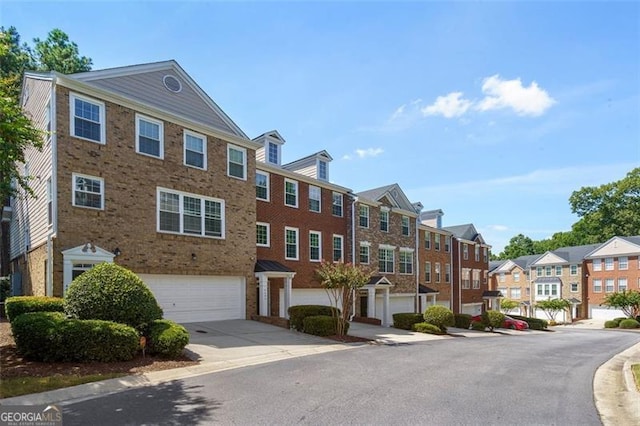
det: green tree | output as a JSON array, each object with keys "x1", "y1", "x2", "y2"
[
  {"x1": 315, "y1": 261, "x2": 372, "y2": 336},
  {"x1": 482, "y1": 310, "x2": 506, "y2": 332},
  {"x1": 535, "y1": 299, "x2": 571, "y2": 323},
  {"x1": 497, "y1": 234, "x2": 536, "y2": 260},
  {"x1": 499, "y1": 299, "x2": 519, "y2": 313},
  {"x1": 602, "y1": 290, "x2": 640, "y2": 319},
  {"x1": 0, "y1": 26, "x2": 35, "y2": 97},
  {"x1": 32, "y1": 28, "x2": 92, "y2": 74}
]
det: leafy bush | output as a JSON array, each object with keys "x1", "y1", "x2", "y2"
[
  {"x1": 5, "y1": 296, "x2": 65, "y2": 323},
  {"x1": 288, "y1": 305, "x2": 340, "y2": 332},
  {"x1": 604, "y1": 320, "x2": 619, "y2": 328},
  {"x1": 612, "y1": 317, "x2": 628, "y2": 326},
  {"x1": 454, "y1": 314, "x2": 472, "y2": 329},
  {"x1": 147, "y1": 319, "x2": 190, "y2": 358},
  {"x1": 471, "y1": 321, "x2": 487, "y2": 331},
  {"x1": 423, "y1": 305, "x2": 454, "y2": 333},
  {"x1": 509, "y1": 314, "x2": 548, "y2": 330},
  {"x1": 482, "y1": 310, "x2": 506, "y2": 332},
  {"x1": 64, "y1": 263, "x2": 162, "y2": 331},
  {"x1": 619, "y1": 319, "x2": 640, "y2": 329},
  {"x1": 302, "y1": 315, "x2": 349, "y2": 337},
  {"x1": 11, "y1": 312, "x2": 139, "y2": 362},
  {"x1": 393, "y1": 313, "x2": 424, "y2": 330},
  {"x1": 413, "y1": 322, "x2": 444, "y2": 335},
  {"x1": 0, "y1": 276, "x2": 10, "y2": 302}
]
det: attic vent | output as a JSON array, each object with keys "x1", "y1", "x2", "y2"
[{"x1": 163, "y1": 75, "x2": 182, "y2": 93}]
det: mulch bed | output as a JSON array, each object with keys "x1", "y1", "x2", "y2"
[{"x1": 326, "y1": 334, "x2": 373, "y2": 343}]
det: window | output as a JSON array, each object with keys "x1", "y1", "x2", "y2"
[
  {"x1": 619, "y1": 256, "x2": 628, "y2": 270},
  {"x1": 359, "y1": 243, "x2": 370, "y2": 264},
  {"x1": 184, "y1": 130, "x2": 206, "y2": 169},
  {"x1": 285, "y1": 227, "x2": 299, "y2": 260},
  {"x1": 462, "y1": 269, "x2": 470, "y2": 289},
  {"x1": 434, "y1": 234, "x2": 441, "y2": 251},
  {"x1": 332, "y1": 192, "x2": 343, "y2": 216},
  {"x1": 571, "y1": 282, "x2": 579, "y2": 293},
  {"x1": 268, "y1": 142, "x2": 279, "y2": 164},
  {"x1": 445, "y1": 236, "x2": 451, "y2": 252},
  {"x1": 72, "y1": 173, "x2": 104, "y2": 209},
  {"x1": 483, "y1": 247, "x2": 488, "y2": 262},
  {"x1": 425, "y1": 262, "x2": 431, "y2": 282},
  {"x1": 46, "y1": 178, "x2": 52, "y2": 226},
  {"x1": 472, "y1": 270, "x2": 480, "y2": 289},
  {"x1": 510, "y1": 288, "x2": 521, "y2": 299},
  {"x1": 157, "y1": 188, "x2": 224, "y2": 238},
  {"x1": 379, "y1": 210, "x2": 389, "y2": 232},
  {"x1": 605, "y1": 278, "x2": 614, "y2": 293},
  {"x1": 136, "y1": 114, "x2": 163, "y2": 158},
  {"x1": 498, "y1": 287, "x2": 508, "y2": 297},
  {"x1": 402, "y1": 216, "x2": 410, "y2": 236},
  {"x1": 474, "y1": 245, "x2": 480, "y2": 261},
  {"x1": 435, "y1": 263, "x2": 441, "y2": 283},
  {"x1": 463, "y1": 244, "x2": 468, "y2": 260},
  {"x1": 379, "y1": 247, "x2": 394, "y2": 273},
  {"x1": 318, "y1": 160, "x2": 328, "y2": 180},
  {"x1": 256, "y1": 222, "x2": 270, "y2": 247},
  {"x1": 536, "y1": 266, "x2": 543, "y2": 276},
  {"x1": 285, "y1": 179, "x2": 298, "y2": 207},
  {"x1": 399, "y1": 250, "x2": 413, "y2": 274},
  {"x1": 513, "y1": 272, "x2": 520, "y2": 282},
  {"x1": 570, "y1": 264, "x2": 578, "y2": 276},
  {"x1": 593, "y1": 279, "x2": 602, "y2": 293},
  {"x1": 309, "y1": 186, "x2": 321, "y2": 212},
  {"x1": 445, "y1": 264, "x2": 451, "y2": 283},
  {"x1": 499, "y1": 273, "x2": 506, "y2": 283},
  {"x1": 309, "y1": 231, "x2": 321, "y2": 262},
  {"x1": 70, "y1": 93, "x2": 105, "y2": 143},
  {"x1": 593, "y1": 259, "x2": 602, "y2": 271},
  {"x1": 605, "y1": 257, "x2": 614, "y2": 271},
  {"x1": 359, "y1": 205, "x2": 369, "y2": 228},
  {"x1": 227, "y1": 145, "x2": 247, "y2": 179},
  {"x1": 545, "y1": 266, "x2": 552, "y2": 277},
  {"x1": 555, "y1": 266, "x2": 562, "y2": 276},
  {"x1": 618, "y1": 278, "x2": 628, "y2": 292},
  {"x1": 536, "y1": 283, "x2": 559, "y2": 298},
  {"x1": 333, "y1": 235, "x2": 344, "y2": 262},
  {"x1": 256, "y1": 171, "x2": 269, "y2": 201},
  {"x1": 424, "y1": 232, "x2": 431, "y2": 250}
]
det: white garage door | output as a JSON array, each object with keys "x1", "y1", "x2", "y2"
[
  {"x1": 279, "y1": 289, "x2": 335, "y2": 317},
  {"x1": 375, "y1": 295, "x2": 415, "y2": 321},
  {"x1": 590, "y1": 306, "x2": 625, "y2": 320},
  {"x1": 461, "y1": 303, "x2": 483, "y2": 316},
  {"x1": 140, "y1": 274, "x2": 245, "y2": 323}
]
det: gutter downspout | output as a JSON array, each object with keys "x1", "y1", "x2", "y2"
[
  {"x1": 47, "y1": 79, "x2": 57, "y2": 297},
  {"x1": 350, "y1": 195, "x2": 358, "y2": 321},
  {"x1": 415, "y1": 216, "x2": 420, "y2": 313},
  {"x1": 457, "y1": 238, "x2": 462, "y2": 314}
]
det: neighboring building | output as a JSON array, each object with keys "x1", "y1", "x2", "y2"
[
  {"x1": 443, "y1": 224, "x2": 491, "y2": 315},
  {"x1": 9, "y1": 61, "x2": 260, "y2": 322},
  {"x1": 583, "y1": 236, "x2": 640, "y2": 320},
  {"x1": 253, "y1": 131, "x2": 352, "y2": 318},
  {"x1": 418, "y1": 210, "x2": 453, "y2": 311},
  {"x1": 488, "y1": 255, "x2": 539, "y2": 316}
]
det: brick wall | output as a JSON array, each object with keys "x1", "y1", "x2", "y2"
[
  {"x1": 419, "y1": 228, "x2": 453, "y2": 305},
  {"x1": 584, "y1": 256, "x2": 640, "y2": 317}
]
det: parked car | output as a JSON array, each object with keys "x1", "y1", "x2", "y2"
[{"x1": 470, "y1": 315, "x2": 529, "y2": 331}]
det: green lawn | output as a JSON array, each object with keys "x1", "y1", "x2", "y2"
[
  {"x1": 0, "y1": 373, "x2": 126, "y2": 398},
  {"x1": 632, "y1": 364, "x2": 640, "y2": 391}
]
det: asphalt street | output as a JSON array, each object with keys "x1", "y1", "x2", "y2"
[{"x1": 62, "y1": 328, "x2": 640, "y2": 425}]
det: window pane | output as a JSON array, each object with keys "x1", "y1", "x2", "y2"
[
  {"x1": 256, "y1": 173, "x2": 268, "y2": 200},
  {"x1": 183, "y1": 196, "x2": 202, "y2": 234},
  {"x1": 204, "y1": 200, "x2": 222, "y2": 237}
]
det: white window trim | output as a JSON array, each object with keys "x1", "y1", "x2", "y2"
[
  {"x1": 285, "y1": 226, "x2": 299, "y2": 260},
  {"x1": 256, "y1": 171, "x2": 270, "y2": 202},
  {"x1": 604, "y1": 258, "x2": 614, "y2": 271},
  {"x1": 256, "y1": 222, "x2": 270, "y2": 247},
  {"x1": 379, "y1": 210, "x2": 389, "y2": 232},
  {"x1": 570, "y1": 264, "x2": 578, "y2": 276},
  {"x1": 619, "y1": 257, "x2": 629, "y2": 270},
  {"x1": 72, "y1": 173, "x2": 104, "y2": 210},
  {"x1": 309, "y1": 230, "x2": 322, "y2": 262},
  {"x1": 399, "y1": 249, "x2": 413, "y2": 275},
  {"x1": 593, "y1": 279, "x2": 602, "y2": 293},
  {"x1": 359, "y1": 205, "x2": 370, "y2": 228},
  {"x1": 402, "y1": 216, "x2": 410, "y2": 236},
  {"x1": 333, "y1": 234, "x2": 344, "y2": 262},
  {"x1": 379, "y1": 246, "x2": 395, "y2": 274},
  {"x1": 309, "y1": 185, "x2": 322, "y2": 213},
  {"x1": 425, "y1": 261, "x2": 431, "y2": 283},
  {"x1": 69, "y1": 92, "x2": 106, "y2": 144},
  {"x1": 227, "y1": 144, "x2": 247, "y2": 180},
  {"x1": 284, "y1": 178, "x2": 299, "y2": 208},
  {"x1": 267, "y1": 141, "x2": 280, "y2": 165},
  {"x1": 183, "y1": 129, "x2": 207, "y2": 170},
  {"x1": 317, "y1": 159, "x2": 328, "y2": 181},
  {"x1": 156, "y1": 187, "x2": 225, "y2": 239},
  {"x1": 332, "y1": 192, "x2": 343, "y2": 217},
  {"x1": 359, "y1": 243, "x2": 370, "y2": 265},
  {"x1": 135, "y1": 113, "x2": 164, "y2": 159}
]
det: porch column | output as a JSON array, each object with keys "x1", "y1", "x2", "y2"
[
  {"x1": 283, "y1": 276, "x2": 292, "y2": 319},
  {"x1": 258, "y1": 274, "x2": 269, "y2": 317},
  {"x1": 495, "y1": 298, "x2": 501, "y2": 311},
  {"x1": 383, "y1": 287, "x2": 390, "y2": 327},
  {"x1": 367, "y1": 288, "x2": 375, "y2": 319},
  {"x1": 430, "y1": 294, "x2": 436, "y2": 306}
]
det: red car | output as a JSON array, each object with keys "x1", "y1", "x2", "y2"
[{"x1": 470, "y1": 315, "x2": 529, "y2": 330}]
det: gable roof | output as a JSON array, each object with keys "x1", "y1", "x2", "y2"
[
  {"x1": 356, "y1": 183, "x2": 419, "y2": 214},
  {"x1": 584, "y1": 235, "x2": 640, "y2": 258},
  {"x1": 282, "y1": 150, "x2": 333, "y2": 171},
  {"x1": 69, "y1": 60, "x2": 248, "y2": 139},
  {"x1": 443, "y1": 223, "x2": 486, "y2": 245}
]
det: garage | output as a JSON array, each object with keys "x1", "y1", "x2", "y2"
[
  {"x1": 376, "y1": 295, "x2": 415, "y2": 321},
  {"x1": 140, "y1": 274, "x2": 245, "y2": 323},
  {"x1": 590, "y1": 306, "x2": 625, "y2": 320},
  {"x1": 279, "y1": 289, "x2": 335, "y2": 317}
]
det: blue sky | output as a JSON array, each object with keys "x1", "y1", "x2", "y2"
[{"x1": 3, "y1": 1, "x2": 639, "y2": 253}]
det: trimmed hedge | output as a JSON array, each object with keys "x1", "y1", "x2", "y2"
[
  {"x1": 413, "y1": 322, "x2": 444, "y2": 335},
  {"x1": 302, "y1": 315, "x2": 349, "y2": 337},
  {"x1": 64, "y1": 263, "x2": 162, "y2": 331},
  {"x1": 604, "y1": 320, "x2": 619, "y2": 328},
  {"x1": 5, "y1": 296, "x2": 65, "y2": 323},
  {"x1": 11, "y1": 312, "x2": 139, "y2": 362},
  {"x1": 288, "y1": 305, "x2": 340, "y2": 332},
  {"x1": 509, "y1": 314, "x2": 548, "y2": 330},
  {"x1": 482, "y1": 310, "x2": 505, "y2": 331},
  {"x1": 619, "y1": 319, "x2": 640, "y2": 329},
  {"x1": 423, "y1": 305, "x2": 454, "y2": 333},
  {"x1": 471, "y1": 321, "x2": 487, "y2": 331},
  {"x1": 393, "y1": 313, "x2": 424, "y2": 330},
  {"x1": 612, "y1": 317, "x2": 628, "y2": 327},
  {"x1": 454, "y1": 314, "x2": 472, "y2": 329},
  {"x1": 147, "y1": 319, "x2": 190, "y2": 358}
]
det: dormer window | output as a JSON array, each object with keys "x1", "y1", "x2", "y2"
[
  {"x1": 268, "y1": 142, "x2": 279, "y2": 165},
  {"x1": 318, "y1": 160, "x2": 328, "y2": 180}
]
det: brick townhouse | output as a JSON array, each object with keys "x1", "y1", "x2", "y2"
[
  {"x1": 488, "y1": 255, "x2": 539, "y2": 316},
  {"x1": 418, "y1": 210, "x2": 453, "y2": 311}
]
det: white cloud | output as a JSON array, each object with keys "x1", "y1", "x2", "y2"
[
  {"x1": 476, "y1": 74, "x2": 555, "y2": 116},
  {"x1": 390, "y1": 104, "x2": 406, "y2": 121},
  {"x1": 341, "y1": 154, "x2": 352, "y2": 160},
  {"x1": 421, "y1": 92, "x2": 472, "y2": 118},
  {"x1": 487, "y1": 224, "x2": 508, "y2": 232},
  {"x1": 355, "y1": 147, "x2": 384, "y2": 158}
]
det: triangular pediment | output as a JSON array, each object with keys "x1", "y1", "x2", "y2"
[
  {"x1": 71, "y1": 61, "x2": 247, "y2": 139},
  {"x1": 62, "y1": 243, "x2": 115, "y2": 262},
  {"x1": 497, "y1": 260, "x2": 523, "y2": 273},
  {"x1": 586, "y1": 236, "x2": 640, "y2": 258},
  {"x1": 532, "y1": 252, "x2": 567, "y2": 265}
]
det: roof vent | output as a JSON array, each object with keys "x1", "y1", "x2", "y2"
[{"x1": 163, "y1": 75, "x2": 182, "y2": 93}]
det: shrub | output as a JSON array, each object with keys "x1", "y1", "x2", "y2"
[
  {"x1": 423, "y1": 305, "x2": 454, "y2": 333},
  {"x1": 288, "y1": 305, "x2": 340, "y2": 332},
  {"x1": 604, "y1": 320, "x2": 619, "y2": 328},
  {"x1": 64, "y1": 263, "x2": 162, "y2": 331},
  {"x1": 147, "y1": 319, "x2": 190, "y2": 358},
  {"x1": 0, "y1": 276, "x2": 10, "y2": 302},
  {"x1": 482, "y1": 310, "x2": 506, "y2": 332},
  {"x1": 612, "y1": 317, "x2": 628, "y2": 326},
  {"x1": 471, "y1": 321, "x2": 487, "y2": 331},
  {"x1": 619, "y1": 319, "x2": 640, "y2": 329},
  {"x1": 302, "y1": 315, "x2": 349, "y2": 337},
  {"x1": 5, "y1": 296, "x2": 65, "y2": 323},
  {"x1": 393, "y1": 313, "x2": 424, "y2": 330},
  {"x1": 509, "y1": 315, "x2": 548, "y2": 330},
  {"x1": 413, "y1": 322, "x2": 444, "y2": 335},
  {"x1": 454, "y1": 314, "x2": 472, "y2": 329},
  {"x1": 11, "y1": 312, "x2": 139, "y2": 362}
]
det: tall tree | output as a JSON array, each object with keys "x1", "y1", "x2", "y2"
[
  {"x1": 497, "y1": 234, "x2": 536, "y2": 260},
  {"x1": 32, "y1": 28, "x2": 92, "y2": 74},
  {"x1": 0, "y1": 26, "x2": 35, "y2": 97}
]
